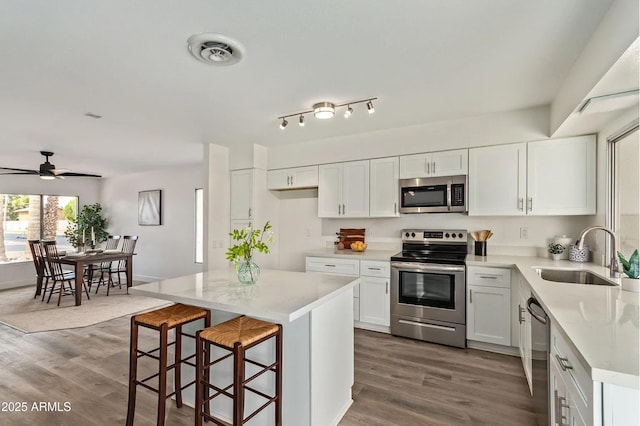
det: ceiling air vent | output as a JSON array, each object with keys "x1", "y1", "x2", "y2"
[{"x1": 187, "y1": 33, "x2": 245, "y2": 66}]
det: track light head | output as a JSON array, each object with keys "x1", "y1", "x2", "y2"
[
  {"x1": 299, "y1": 115, "x2": 305, "y2": 126},
  {"x1": 344, "y1": 105, "x2": 353, "y2": 118},
  {"x1": 367, "y1": 100, "x2": 375, "y2": 114},
  {"x1": 313, "y1": 102, "x2": 335, "y2": 119},
  {"x1": 280, "y1": 118, "x2": 288, "y2": 129}
]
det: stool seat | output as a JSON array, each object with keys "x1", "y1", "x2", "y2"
[
  {"x1": 135, "y1": 303, "x2": 208, "y2": 328},
  {"x1": 199, "y1": 316, "x2": 280, "y2": 348}
]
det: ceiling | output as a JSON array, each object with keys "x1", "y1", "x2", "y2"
[{"x1": 0, "y1": 0, "x2": 619, "y2": 177}]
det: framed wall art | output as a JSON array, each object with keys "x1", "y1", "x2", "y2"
[{"x1": 138, "y1": 189, "x2": 162, "y2": 226}]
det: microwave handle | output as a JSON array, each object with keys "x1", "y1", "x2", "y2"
[{"x1": 447, "y1": 184, "x2": 452, "y2": 211}]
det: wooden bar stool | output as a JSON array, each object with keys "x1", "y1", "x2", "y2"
[
  {"x1": 195, "y1": 315, "x2": 282, "y2": 426},
  {"x1": 126, "y1": 303, "x2": 211, "y2": 426}
]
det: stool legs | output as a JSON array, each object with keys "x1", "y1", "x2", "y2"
[
  {"x1": 275, "y1": 325, "x2": 282, "y2": 426},
  {"x1": 233, "y1": 343, "x2": 245, "y2": 425},
  {"x1": 126, "y1": 316, "x2": 138, "y2": 426},
  {"x1": 157, "y1": 323, "x2": 168, "y2": 426},
  {"x1": 175, "y1": 325, "x2": 183, "y2": 408}
]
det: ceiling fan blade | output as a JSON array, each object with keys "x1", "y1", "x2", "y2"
[
  {"x1": 56, "y1": 172, "x2": 102, "y2": 178},
  {"x1": 0, "y1": 167, "x2": 39, "y2": 174},
  {"x1": 52, "y1": 168, "x2": 71, "y2": 175},
  {"x1": 0, "y1": 171, "x2": 40, "y2": 175}
]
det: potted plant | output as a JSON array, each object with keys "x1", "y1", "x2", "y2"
[
  {"x1": 64, "y1": 203, "x2": 109, "y2": 250},
  {"x1": 225, "y1": 221, "x2": 273, "y2": 285},
  {"x1": 617, "y1": 249, "x2": 639, "y2": 292},
  {"x1": 548, "y1": 243, "x2": 565, "y2": 260}
]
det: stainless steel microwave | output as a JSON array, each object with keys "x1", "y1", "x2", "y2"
[{"x1": 399, "y1": 175, "x2": 467, "y2": 213}]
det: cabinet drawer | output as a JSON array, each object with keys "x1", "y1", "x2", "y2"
[
  {"x1": 551, "y1": 323, "x2": 591, "y2": 418},
  {"x1": 467, "y1": 266, "x2": 511, "y2": 288},
  {"x1": 360, "y1": 260, "x2": 390, "y2": 277},
  {"x1": 305, "y1": 257, "x2": 360, "y2": 276}
]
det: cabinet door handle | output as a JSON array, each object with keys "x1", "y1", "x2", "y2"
[
  {"x1": 558, "y1": 395, "x2": 570, "y2": 426},
  {"x1": 432, "y1": 161, "x2": 436, "y2": 175},
  {"x1": 338, "y1": 204, "x2": 341, "y2": 215},
  {"x1": 394, "y1": 202, "x2": 397, "y2": 214},
  {"x1": 518, "y1": 197, "x2": 524, "y2": 211},
  {"x1": 324, "y1": 264, "x2": 336, "y2": 268},
  {"x1": 290, "y1": 175, "x2": 294, "y2": 186},
  {"x1": 287, "y1": 175, "x2": 291, "y2": 185},
  {"x1": 518, "y1": 305, "x2": 524, "y2": 324},
  {"x1": 527, "y1": 197, "x2": 533, "y2": 212},
  {"x1": 426, "y1": 160, "x2": 430, "y2": 175},
  {"x1": 368, "y1": 267, "x2": 381, "y2": 271},
  {"x1": 555, "y1": 354, "x2": 573, "y2": 371},
  {"x1": 248, "y1": 208, "x2": 252, "y2": 218},
  {"x1": 342, "y1": 204, "x2": 346, "y2": 215},
  {"x1": 385, "y1": 281, "x2": 389, "y2": 294},
  {"x1": 469, "y1": 289, "x2": 472, "y2": 303},
  {"x1": 479, "y1": 275, "x2": 498, "y2": 279}
]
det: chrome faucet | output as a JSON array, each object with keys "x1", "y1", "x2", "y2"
[{"x1": 577, "y1": 226, "x2": 621, "y2": 278}]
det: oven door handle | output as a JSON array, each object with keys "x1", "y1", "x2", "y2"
[{"x1": 391, "y1": 262, "x2": 465, "y2": 273}]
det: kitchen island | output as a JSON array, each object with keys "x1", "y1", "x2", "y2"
[{"x1": 130, "y1": 269, "x2": 359, "y2": 426}]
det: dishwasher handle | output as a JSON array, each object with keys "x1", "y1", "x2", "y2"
[{"x1": 527, "y1": 297, "x2": 547, "y2": 325}]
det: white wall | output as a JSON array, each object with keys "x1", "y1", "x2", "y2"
[
  {"x1": 100, "y1": 164, "x2": 204, "y2": 281},
  {"x1": 0, "y1": 176, "x2": 101, "y2": 289},
  {"x1": 268, "y1": 106, "x2": 549, "y2": 169}
]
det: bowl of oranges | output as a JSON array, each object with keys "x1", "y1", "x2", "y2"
[{"x1": 350, "y1": 241, "x2": 367, "y2": 252}]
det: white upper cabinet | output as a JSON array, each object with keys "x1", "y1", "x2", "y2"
[
  {"x1": 469, "y1": 143, "x2": 527, "y2": 216},
  {"x1": 267, "y1": 166, "x2": 319, "y2": 190},
  {"x1": 230, "y1": 169, "x2": 255, "y2": 220},
  {"x1": 369, "y1": 157, "x2": 400, "y2": 217},
  {"x1": 526, "y1": 135, "x2": 596, "y2": 215},
  {"x1": 318, "y1": 160, "x2": 370, "y2": 218},
  {"x1": 469, "y1": 135, "x2": 596, "y2": 216},
  {"x1": 399, "y1": 149, "x2": 468, "y2": 178}
]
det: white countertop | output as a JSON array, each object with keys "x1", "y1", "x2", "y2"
[
  {"x1": 305, "y1": 248, "x2": 397, "y2": 261},
  {"x1": 130, "y1": 269, "x2": 359, "y2": 323},
  {"x1": 467, "y1": 255, "x2": 640, "y2": 389}
]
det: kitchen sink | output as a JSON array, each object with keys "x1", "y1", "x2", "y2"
[{"x1": 535, "y1": 268, "x2": 616, "y2": 286}]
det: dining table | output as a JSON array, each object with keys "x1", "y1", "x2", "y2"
[{"x1": 57, "y1": 251, "x2": 134, "y2": 306}]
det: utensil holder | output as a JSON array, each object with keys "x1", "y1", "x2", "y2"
[{"x1": 474, "y1": 241, "x2": 487, "y2": 257}]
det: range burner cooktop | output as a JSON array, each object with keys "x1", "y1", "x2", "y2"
[{"x1": 391, "y1": 229, "x2": 468, "y2": 265}]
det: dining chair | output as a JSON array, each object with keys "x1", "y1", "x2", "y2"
[
  {"x1": 111, "y1": 235, "x2": 138, "y2": 290},
  {"x1": 90, "y1": 235, "x2": 121, "y2": 294},
  {"x1": 28, "y1": 239, "x2": 48, "y2": 299},
  {"x1": 42, "y1": 240, "x2": 91, "y2": 306}
]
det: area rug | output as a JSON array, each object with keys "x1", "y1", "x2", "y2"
[{"x1": 0, "y1": 284, "x2": 172, "y2": 333}]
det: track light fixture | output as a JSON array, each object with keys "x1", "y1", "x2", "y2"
[
  {"x1": 277, "y1": 97, "x2": 377, "y2": 129},
  {"x1": 367, "y1": 100, "x2": 375, "y2": 114}
]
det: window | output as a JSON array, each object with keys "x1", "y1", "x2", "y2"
[
  {"x1": 607, "y1": 120, "x2": 639, "y2": 259},
  {"x1": 195, "y1": 188, "x2": 204, "y2": 263},
  {"x1": 0, "y1": 194, "x2": 78, "y2": 264}
]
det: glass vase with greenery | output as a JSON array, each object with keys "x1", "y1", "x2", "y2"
[
  {"x1": 225, "y1": 221, "x2": 273, "y2": 284},
  {"x1": 64, "y1": 203, "x2": 109, "y2": 249}
]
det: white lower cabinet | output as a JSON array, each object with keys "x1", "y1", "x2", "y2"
[
  {"x1": 550, "y1": 323, "x2": 592, "y2": 426},
  {"x1": 306, "y1": 257, "x2": 390, "y2": 331},
  {"x1": 358, "y1": 260, "x2": 390, "y2": 329},
  {"x1": 305, "y1": 257, "x2": 360, "y2": 321},
  {"x1": 517, "y1": 274, "x2": 533, "y2": 394},
  {"x1": 466, "y1": 266, "x2": 511, "y2": 346}
]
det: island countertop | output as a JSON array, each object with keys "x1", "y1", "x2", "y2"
[{"x1": 129, "y1": 268, "x2": 359, "y2": 323}]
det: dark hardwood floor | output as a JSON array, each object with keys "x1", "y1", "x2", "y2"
[{"x1": 0, "y1": 317, "x2": 536, "y2": 425}]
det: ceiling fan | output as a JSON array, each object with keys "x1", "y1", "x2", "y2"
[{"x1": 0, "y1": 151, "x2": 102, "y2": 180}]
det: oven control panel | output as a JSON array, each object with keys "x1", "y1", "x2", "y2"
[{"x1": 401, "y1": 229, "x2": 468, "y2": 242}]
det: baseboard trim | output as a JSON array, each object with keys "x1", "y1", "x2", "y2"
[
  {"x1": 467, "y1": 340, "x2": 520, "y2": 356},
  {"x1": 354, "y1": 322, "x2": 390, "y2": 334}
]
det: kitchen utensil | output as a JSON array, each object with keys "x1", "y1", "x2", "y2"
[{"x1": 471, "y1": 231, "x2": 479, "y2": 241}]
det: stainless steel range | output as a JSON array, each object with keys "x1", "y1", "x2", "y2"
[{"x1": 390, "y1": 229, "x2": 467, "y2": 348}]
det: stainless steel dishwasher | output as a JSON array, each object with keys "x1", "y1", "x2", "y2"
[{"x1": 527, "y1": 296, "x2": 550, "y2": 426}]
